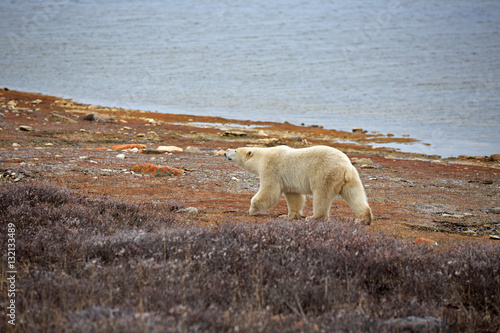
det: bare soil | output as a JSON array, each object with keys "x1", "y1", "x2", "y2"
[{"x1": 1, "y1": 89, "x2": 499, "y2": 248}]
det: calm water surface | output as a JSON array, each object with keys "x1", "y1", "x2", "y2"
[{"x1": 1, "y1": 0, "x2": 499, "y2": 157}]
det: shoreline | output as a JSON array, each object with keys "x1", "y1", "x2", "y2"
[
  {"x1": 1, "y1": 88, "x2": 499, "y2": 249},
  {"x1": 2, "y1": 88, "x2": 497, "y2": 164}
]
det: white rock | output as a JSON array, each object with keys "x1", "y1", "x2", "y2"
[
  {"x1": 116, "y1": 154, "x2": 126, "y2": 159},
  {"x1": 185, "y1": 146, "x2": 202, "y2": 153},
  {"x1": 179, "y1": 207, "x2": 198, "y2": 214},
  {"x1": 18, "y1": 125, "x2": 33, "y2": 132},
  {"x1": 157, "y1": 146, "x2": 183, "y2": 153}
]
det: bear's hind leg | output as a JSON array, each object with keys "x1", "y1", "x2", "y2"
[
  {"x1": 309, "y1": 190, "x2": 336, "y2": 220},
  {"x1": 284, "y1": 193, "x2": 305, "y2": 219},
  {"x1": 339, "y1": 178, "x2": 373, "y2": 225}
]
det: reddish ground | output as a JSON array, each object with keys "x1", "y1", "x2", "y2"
[{"x1": 1, "y1": 89, "x2": 499, "y2": 249}]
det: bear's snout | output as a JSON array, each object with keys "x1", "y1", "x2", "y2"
[{"x1": 224, "y1": 149, "x2": 236, "y2": 161}]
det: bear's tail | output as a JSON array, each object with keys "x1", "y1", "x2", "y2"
[{"x1": 340, "y1": 167, "x2": 373, "y2": 225}]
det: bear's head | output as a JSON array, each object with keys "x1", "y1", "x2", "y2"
[{"x1": 224, "y1": 148, "x2": 258, "y2": 174}]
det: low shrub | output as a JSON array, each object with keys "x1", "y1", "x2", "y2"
[{"x1": 0, "y1": 182, "x2": 498, "y2": 332}]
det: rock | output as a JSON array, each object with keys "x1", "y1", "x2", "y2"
[
  {"x1": 131, "y1": 164, "x2": 184, "y2": 176},
  {"x1": 31, "y1": 99, "x2": 42, "y2": 105},
  {"x1": 386, "y1": 133, "x2": 394, "y2": 137},
  {"x1": 143, "y1": 149, "x2": 164, "y2": 154},
  {"x1": 179, "y1": 207, "x2": 198, "y2": 214},
  {"x1": 12, "y1": 143, "x2": 20, "y2": 147},
  {"x1": 116, "y1": 154, "x2": 126, "y2": 159},
  {"x1": 490, "y1": 153, "x2": 500, "y2": 161},
  {"x1": 18, "y1": 125, "x2": 33, "y2": 132},
  {"x1": 223, "y1": 131, "x2": 247, "y2": 137},
  {"x1": 352, "y1": 127, "x2": 364, "y2": 133},
  {"x1": 489, "y1": 207, "x2": 500, "y2": 214},
  {"x1": 185, "y1": 146, "x2": 202, "y2": 153},
  {"x1": 489, "y1": 235, "x2": 500, "y2": 240},
  {"x1": 258, "y1": 138, "x2": 280, "y2": 146},
  {"x1": 7, "y1": 100, "x2": 17, "y2": 107},
  {"x1": 441, "y1": 213, "x2": 465, "y2": 218},
  {"x1": 46, "y1": 113, "x2": 77, "y2": 123},
  {"x1": 380, "y1": 316, "x2": 448, "y2": 332},
  {"x1": 83, "y1": 113, "x2": 114, "y2": 122},
  {"x1": 157, "y1": 146, "x2": 183, "y2": 153},
  {"x1": 0, "y1": 112, "x2": 5, "y2": 117},
  {"x1": 111, "y1": 144, "x2": 146, "y2": 151},
  {"x1": 351, "y1": 158, "x2": 374, "y2": 166},
  {"x1": 146, "y1": 118, "x2": 156, "y2": 125},
  {"x1": 258, "y1": 130, "x2": 268, "y2": 136},
  {"x1": 415, "y1": 238, "x2": 438, "y2": 245}
]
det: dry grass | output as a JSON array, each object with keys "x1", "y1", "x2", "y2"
[{"x1": 0, "y1": 182, "x2": 499, "y2": 332}]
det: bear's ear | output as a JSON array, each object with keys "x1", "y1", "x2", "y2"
[{"x1": 246, "y1": 150, "x2": 253, "y2": 159}]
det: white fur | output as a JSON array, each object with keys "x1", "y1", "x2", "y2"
[{"x1": 225, "y1": 145, "x2": 373, "y2": 224}]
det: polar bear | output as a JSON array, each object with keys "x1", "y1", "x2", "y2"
[{"x1": 225, "y1": 145, "x2": 372, "y2": 224}]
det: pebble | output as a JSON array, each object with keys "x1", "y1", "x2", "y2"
[
  {"x1": 157, "y1": 146, "x2": 183, "y2": 153},
  {"x1": 258, "y1": 130, "x2": 268, "y2": 136},
  {"x1": 490, "y1": 153, "x2": 500, "y2": 161},
  {"x1": 185, "y1": 146, "x2": 202, "y2": 153},
  {"x1": 46, "y1": 113, "x2": 77, "y2": 123},
  {"x1": 111, "y1": 144, "x2": 146, "y2": 151},
  {"x1": 489, "y1": 207, "x2": 500, "y2": 214},
  {"x1": 223, "y1": 131, "x2": 247, "y2": 137},
  {"x1": 12, "y1": 143, "x2": 20, "y2": 147},
  {"x1": 18, "y1": 125, "x2": 34, "y2": 132},
  {"x1": 351, "y1": 158, "x2": 374, "y2": 166},
  {"x1": 83, "y1": 113, "x2": 115, "y2": 122},
  {"x1": 179, "y1": 207, "x2": 199, "y2": 214},
  {"x1": 116, "y1": 154, "x2": 126, "y2": 159},
  {"x1": 143, "y1": 149, "x2": 164, "y2": 154},
  {"x1": 131, "y1": 164, "x2": 184, "y2": 176}
]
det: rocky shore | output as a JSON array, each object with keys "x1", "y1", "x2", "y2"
[{"x1": 1, "y1": 88, "x2": 499, "y2": 247}]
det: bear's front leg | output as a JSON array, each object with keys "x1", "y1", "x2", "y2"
[
  {"x1": 249, "y1": 185, "x2": 281, "y2": 215},
  {"x1": 284, "y1": 192, "x2": 306, "y2": 219}
]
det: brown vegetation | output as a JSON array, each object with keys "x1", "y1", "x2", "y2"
[{"x1": 1, "y1": 182, "x2": 499, "y2": 332}]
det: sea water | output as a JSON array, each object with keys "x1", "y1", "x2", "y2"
[{"x1": 1, "y1": 0, "x2": 499, "y2": 157}]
